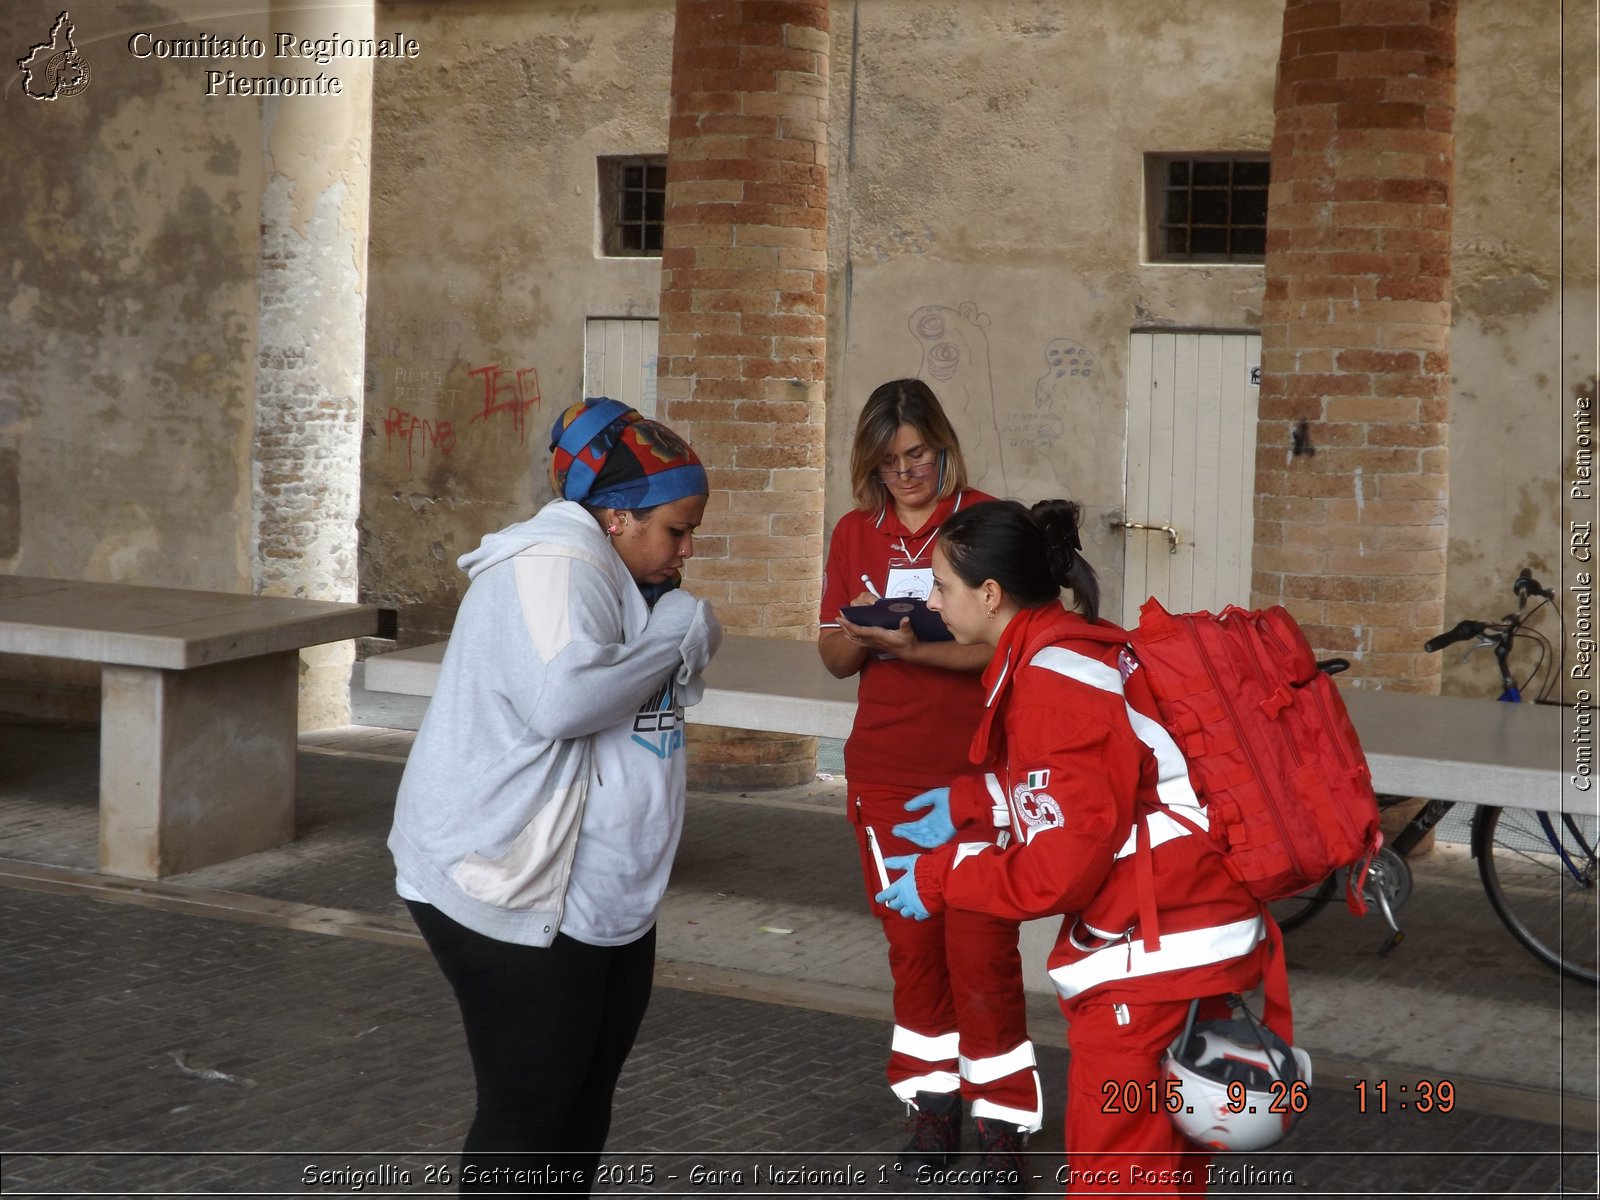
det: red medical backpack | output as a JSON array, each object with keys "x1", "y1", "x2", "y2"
[{"x1": 1122, "y1": 598, "x2": 1384, "y2": 913}]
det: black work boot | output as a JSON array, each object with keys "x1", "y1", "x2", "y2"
[
  {"x1": 973, "y1": 1117, "x2": 1027, "y2": 1196},
  {"x1": 900, "y1": 1090, "x2": 961, "y2": 1169}
]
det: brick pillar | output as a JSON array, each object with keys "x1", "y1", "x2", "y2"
[
  {"x1": 1255, "y1": 0, "x2": 1456, "y2": 693},
  {"x1": 658, "y1": 0, "x2": 829, "y2": 787}
]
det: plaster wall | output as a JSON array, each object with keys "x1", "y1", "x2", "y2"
[
  {"x1": 354, "y1": 1, "x2": 1595, "y2": 694},
  {"x1": 3, "y1": 0, "x2": 1588, "y2": 715},
  {"x1": 827, "y1": 1, "x2": 1592, "y2": 699},
  {"x1": 1, "y1": 1, "x2": 266, "y2": 714},
  {"x1": 825, "y1": 0, "x2": 1280, "y2": 625},
  {"x1": 361, "y1": 0, "x2": 674, "y2": 643},
  {"x1": 1445, "y1": 0, "x2": 1596, "y2": 699},
  {"x1": 1, "y1": 1, "x2": 265, "y2": 586}
]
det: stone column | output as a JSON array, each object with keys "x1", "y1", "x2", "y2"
[
  {"x1": 1256, "y1": 0, "x2": 1456, "y2": 693},
  {"x1": 658, "y1": 0, "x2": 830, "y2": 786},
  {"x1": 253, "y1": 1, "x2": 375, "y2": 729}
]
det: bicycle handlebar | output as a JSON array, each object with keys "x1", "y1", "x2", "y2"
[
  {"x1": 1423, "y1": 620, "x2": 1489, "y2": 653},
  {"x1": 1424, "y1": 566, "x2": 1562, "y2": 698},
  {"x1": 1514, "y1": 569, "x2": 1555, "y2": 603}
]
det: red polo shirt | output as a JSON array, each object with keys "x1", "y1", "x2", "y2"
[{"x1": 820, "y1": 489, "x2": 993, "y2": 789}]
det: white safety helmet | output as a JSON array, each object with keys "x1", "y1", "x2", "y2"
[{"x1": 1161, "y1": 1002, "x2": 1312, "y2": 1153}]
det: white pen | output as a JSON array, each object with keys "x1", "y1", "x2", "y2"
[
  {"x1": 865, "y1": 825, "x2": 892, "y2": 890},
  {"x1": 860, "y1": 574, "x2": 882, "y2": 599}
]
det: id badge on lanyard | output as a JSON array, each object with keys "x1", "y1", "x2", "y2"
[
  {"x1": 884, "y1": 559, "x2": 932, "y2": 600},
  {"x1": 886, "y1": 523, "x2": 940, "y2": 600}
]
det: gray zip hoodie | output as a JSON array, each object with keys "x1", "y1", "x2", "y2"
[{"x1": 388, "y1": 499, "x2": 721, "y2": 947}]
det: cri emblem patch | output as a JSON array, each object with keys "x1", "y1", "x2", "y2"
[{"x1": 1014, "y1": 773, "x2": 1063, "y2": 842}]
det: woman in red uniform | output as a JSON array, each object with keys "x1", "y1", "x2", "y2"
[
  {"x1": 818, "y1": 379, "x2": 1039, "y2": 1186},
  {"x1": 878, "y1": 498, "x2": 1272, "y2": 1196}
]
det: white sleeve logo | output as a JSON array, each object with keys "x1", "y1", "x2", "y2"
[
  {"x1": 1013, "y1": 779, "x2": 1064, "y2": 844},
  {"x1": 952, "y1": 842, "x2": 993, "y2": 868}
]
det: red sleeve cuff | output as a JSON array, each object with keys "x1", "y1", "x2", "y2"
[{"x1": 915, "y1": 846, "x2": 952, "y2": 914}]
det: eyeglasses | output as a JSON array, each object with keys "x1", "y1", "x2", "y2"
[{"x1": 876, "y1": 459, "x2": 939, "y2": 483}]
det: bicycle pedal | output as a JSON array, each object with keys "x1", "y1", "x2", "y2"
[{"x1": 1377, "y1": 930, "x2": 1405, "y2": 957}]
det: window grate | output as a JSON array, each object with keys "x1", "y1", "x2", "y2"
[
  {"x1": 599, "y1": 156, "x2": 666, "y2": 257},
  {"x1": 1149, "y1": 156, "x2": 1269, "y2": 264}
]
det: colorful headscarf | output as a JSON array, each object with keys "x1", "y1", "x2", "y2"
[{"x1": 548, "y1": 397, "x2": 707, "y2": 510}]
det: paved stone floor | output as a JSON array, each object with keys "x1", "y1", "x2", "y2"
[{"x1": 1, "y1": 718, "x2": 1596, "y2": 1197}]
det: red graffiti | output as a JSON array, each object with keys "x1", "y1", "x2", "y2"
[
  {"x1": 385, "y1": 406, "x2": 456, "y2": 470},
  {"x1": 468, "y1": 364, "x2": 541, "y2": 442}
]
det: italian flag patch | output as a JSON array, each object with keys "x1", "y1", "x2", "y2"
[{"x1": 1026, "y1": 769, "x2": 1049, "y2": 790}]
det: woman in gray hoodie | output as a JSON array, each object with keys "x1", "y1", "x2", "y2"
[{"x1": 390, "y1": 397, "x2": 721, "y2": 1195}]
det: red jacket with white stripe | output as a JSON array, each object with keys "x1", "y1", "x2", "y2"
[{"x1": 914, "y1": 603, "x2": 1266, "y2": 1010}]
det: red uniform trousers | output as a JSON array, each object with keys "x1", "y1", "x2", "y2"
[
  {"x1": 1058, "y1": 995, "x2": 1232, "y2": 1197},
  {"x1": 852, "y1": 784, "x2": 1041, "y2": 1130}
]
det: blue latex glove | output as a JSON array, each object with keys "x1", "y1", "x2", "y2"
[
  {"x1": 893, "y1": 787, "x2": 955, "y2": 848},
  {"x1": 876, "y1": 854, "x2": 931, "y2": 920}
]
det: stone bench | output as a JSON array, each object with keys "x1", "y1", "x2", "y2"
[
  {"x1": 366, "y1": 631, "x2": 1577, "y2": 997},
  {"x1": 0, "y1": 575, "x2": 394, "y2": 879},
  {"x1": 365, "y1": 633, "x2": 1576, "y2": 813}
]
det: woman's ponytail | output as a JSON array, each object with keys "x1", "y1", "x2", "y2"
[
  {"x1": 1031, "y1": 499, "x2": 1100, "y2": 621},
  {"x1": 937, "y1": 497, "x2": 1101, "y2": 621}
]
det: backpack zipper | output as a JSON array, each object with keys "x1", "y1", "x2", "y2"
[
  {"x1": 1245, "y1": 617, "x2": 1306, "y2": 772},
  {"x1": 1206, "y1": 611, "x2": 1310, "y2": 880},
  {"x1": 1261, "y1": 617, "x2": 1372, "y2": 844}
]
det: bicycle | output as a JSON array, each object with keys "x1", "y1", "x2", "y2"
[{"x1": 1269, "y1": 569, "x2": 1599, "y2": 986}]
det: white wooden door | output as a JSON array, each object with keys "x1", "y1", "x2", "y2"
[
  {"x1": 1121, "y1": 330, "x2": 1260, "y2": 626},
  {"x1": 584, "y1": 318, "x2": 659, "y2": 417}
]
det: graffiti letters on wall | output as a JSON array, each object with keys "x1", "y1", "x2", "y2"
[
  {"x1": 467, "y1": 364, "x2": 541, "y2": 443},
  {"x1": 372, "y1": 307, "x2": 543, "y2": 472},
  {"x1": 381, "y1": 366, "x2": 541, "y2": 468}
]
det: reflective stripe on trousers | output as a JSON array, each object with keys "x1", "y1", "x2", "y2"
[
  {"x1": 1049, "y1": 915, "x2": 1267, "y2": 1000},
  {"x1": 889, "y1": 1025, "x2": 960, "y2": 1100},
  {"x1": 963, "y1": 1039, "x2": 1044, "y2": 1131}
]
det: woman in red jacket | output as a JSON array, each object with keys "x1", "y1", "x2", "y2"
[{"x1": 878, "y1": 498, "x2": 1271, "y2": 1197}]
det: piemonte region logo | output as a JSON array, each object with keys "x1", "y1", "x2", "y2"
[{"x1": 18, "y1": 11, "x2": 90, "y2": 101}]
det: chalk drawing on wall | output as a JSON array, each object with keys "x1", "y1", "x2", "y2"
[
  {"x1": 998, "y1": 337, "x2": 1098, "y2": 468},
  {"x1": 908, "y1": 301, "x2": 1008, "y2": 495},
  {"x1": 1036, "y1": 338, "x2": 1096, "y2": 407}
]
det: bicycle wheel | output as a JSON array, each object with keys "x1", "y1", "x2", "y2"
[
  {"x1": 1473, "y1": 806, "x2": 1599, "y2": 985},
  {"x1": 1267, "y1": 874, "x2": 1337, "y2": 932}
]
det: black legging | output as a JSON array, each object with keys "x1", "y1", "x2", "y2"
[{"x1": 407, "y1": 902, "x2": 656, "y2": 1196}]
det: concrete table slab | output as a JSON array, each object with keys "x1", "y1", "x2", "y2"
[
  {"x1": 0, "y1": 576, "x2": 389, "y2": 879},
  {"x1": 1344, "y1": 688, "x2": 1574, "y2": 812},
  {"x1": 366, "y1": 633, "x2": 1584, "y2": 812}
]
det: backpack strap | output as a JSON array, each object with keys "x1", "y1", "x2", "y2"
[
  {"x1": 1159, "y1": 800, "x2": 1247, "y2": 888},
  {"x1": 1259, "y1": 909, "x2": 1295, "y2": 1046},
  {"x1": 1133, "y1": 808, "x2": 1163, "y2": 953},
  {"x1": 1128, "y1": 804, "x2": 1291, "y2": 1044}
]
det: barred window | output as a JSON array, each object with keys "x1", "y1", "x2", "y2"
[
  {"x1": 1148, "y1": 155, "x2": 1270, "y2": 263},
  {"x1": 599, "y1": 155, "x2": 666, "y2": 257}
]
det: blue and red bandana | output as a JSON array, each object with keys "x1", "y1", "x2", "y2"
[{"x1": 548, "y1": 397, "x2": 707, "y2": 510}]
